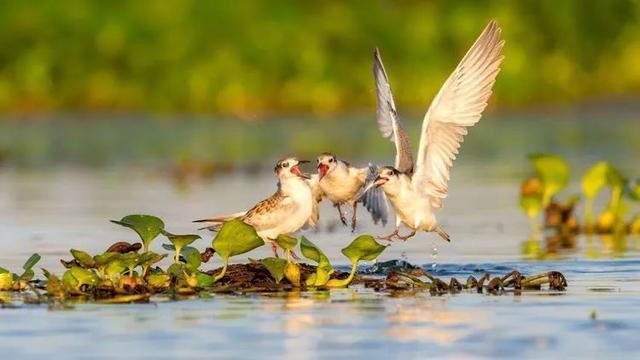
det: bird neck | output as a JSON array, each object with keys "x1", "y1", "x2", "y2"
[{"x1": 279, "y1": 176, "x2": 309, "y2": 196}]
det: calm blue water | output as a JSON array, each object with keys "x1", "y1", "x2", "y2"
[{"x1": 1, "y1": 115, "x2": 640, "y2": 358}]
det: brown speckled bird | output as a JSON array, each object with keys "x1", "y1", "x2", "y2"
[{"x1": 194, "y1": 157, "x2": 314, "y2": 255}]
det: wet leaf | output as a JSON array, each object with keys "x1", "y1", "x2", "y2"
[
  {"x1": 284, "y1": 262, "x2": 301, "y2": 287},
  {"x1": 529, "y1": 154, "x2": 569, "y2": 206},
  {"x1": 64, "y1": 267, "x2": 99, "y2": 290},
  {"x1": 22, "y1": 253, "x2": 41, "y2": 271},
  {"x1": 342, "y1": 235, "x2": 387, "y2": 263},
  {"x1": 70, "y1": 249, "x2": 96, "y2": 268},
  {"x1": 212, "y1": 219, "x2": 264, "y2": 260},
  {"x1": 105, "y1": 260, "x2": 126, "y2": 278},
  {"x1": 260, "y1": 257, "x2": 287, "y2": 283},
  {"x1": 111, "y1": 214, "x2": 165, "y2": 251},
  {"x1": 275, "y1": 234, "x2": 297, "y2": 251}
]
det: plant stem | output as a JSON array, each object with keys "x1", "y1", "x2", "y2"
[
  {"x1": 213, "y1": 258, "x2": 228, "y2": 283},
  {"x1": 174, "y1": 246, "x2": 182, "y2": 263},
  {"x1": 326, "y1": 261, "x2": 358, "y2": 288}
]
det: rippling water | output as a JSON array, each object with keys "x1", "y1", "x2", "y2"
[{"x1": 1, "y1": 114, "x2": 640, "y2": 358}]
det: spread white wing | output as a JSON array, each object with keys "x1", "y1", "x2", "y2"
[
  {"x1": 413, "y1": 20, "x2": 504, "y2": 208},
  {"x1": 373, "y1": 48, "x2": 414, "y2": 173}
]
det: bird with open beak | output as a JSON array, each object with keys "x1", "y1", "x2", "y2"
[
  {"x1": 362, "y1": 20, "x2": 504, "y2": 242},
  {"x1": 194, "y1": 157, "x2": 315, "y2": 256},
  {"x1": 316, "y1": 152, "x2": 388, "y2": 231}
]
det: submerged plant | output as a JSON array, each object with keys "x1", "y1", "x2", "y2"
[
  {"x1": 326, "y1": 235, "x2": 386, "y2": 288},
  {"x1": 211, "y1": 219, "x2": 264, "y2": 282},
  {"x1": 300, "y1": 236, "x2": 334, "y2": 287},
  {"x1": 111, "y1": 215, "x2": 165, "y2": 252}
]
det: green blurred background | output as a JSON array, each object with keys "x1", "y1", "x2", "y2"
[{"x1": 0, "y1": 0, "x2": 639, "y2": 116}]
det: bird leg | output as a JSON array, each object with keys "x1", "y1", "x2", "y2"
[
  {"x1": 378, "y1": 228, "x2": 399, "y2": 241},
  {"x1": 335, "y1": 203, "x2": 348, "y2": 226},
  {"x1": 351, "y1": 203, "x2": 358, "y2": 232},
  {"x1": 396, "y1": 230, "x2": 417, "y2": 241}
]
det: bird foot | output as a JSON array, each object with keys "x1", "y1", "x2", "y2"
[{"x1": 377, "y1": 231, "x2": 400, "y2": 242}]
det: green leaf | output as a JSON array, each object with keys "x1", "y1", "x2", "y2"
[
  {"x1": 628, "y1": 180, "x2": 640, "y2": 201},
  {"x1": 20, "y1": 269, "x2": 35, "y2": 281},
  {"x1": 275, "y1": 234, "x2": 297, "y2": 251},
  {"x1": 162, "y1": 243, "x2": 175, "y2": 251},
  {"x1": 147, "y1": 273, "x2": 171, "y2": 288},
  {"x1": 70, "y1": 249, "x2": 96, "y2": 268},
  {"x1": 0, "y1": 266, "x2": 9, "y2": 274},
  {"x1": 300, "y1": 236, "x2": 329, "y2": 265},
  {"x1": 167, "y1": 262, "x2": 186, "y2": 279},
  {"x1": 195, "y1": 272, "x2": 215, "y2": 287},
  {"x1": 582, "y1": 162, "x2": 610, "y2": 199},
  {"x1": 22, "y1": 253, "x2": 41, "y2": 271},
  {"x1": 260, "y1": 257, "x2": 287, "y2": 283},
  {"x1": 138, "y1": 252, "x2": 167, "y2": 268},
  {"x1": 105, "y1": 260, "x2": 126, "y2": 277},
  {"x1": 212, "y1": 219, "x2": 264, "y2": 260},
  {"x1": 93, "y1": 252, "x2": 121, "y2": 266},
  {"x1": 68, "y1": 267, "x2": 99, "y2": 288},
  {"x1": 529, "y1": 154, "x2": 569, "y2": 206},
  {"x1": 111, "y1": 214, "x2": 165, "y2": 251},
  {"x1": 163, "y1": 231, "x2": 201, "y2": 249},
  {"x1": 181, "y1": 246, "x2": 202, "y2": 269},
  {"x1": 341, "y1": 235, "x2": 387, "y2": 263}
]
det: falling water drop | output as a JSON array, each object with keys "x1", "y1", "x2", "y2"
[
  {"x1": 431, "y1": 245, "x2": 438, "y2": 271},
  {"x1": 400, "y1": 251, "x2": 408, "y2": 262}
]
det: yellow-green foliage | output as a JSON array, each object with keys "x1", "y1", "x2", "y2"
[{"x1": 0, "y1": 1, "x2": 639, "y2": 114}]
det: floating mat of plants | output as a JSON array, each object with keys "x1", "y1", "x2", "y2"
[{"x1": 0, "y1": 214, "x2": 567, "y2": 306}]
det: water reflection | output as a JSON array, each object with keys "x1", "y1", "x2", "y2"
[{"x1": 521, "y1": 232, "x2": 639, "y2": 259}]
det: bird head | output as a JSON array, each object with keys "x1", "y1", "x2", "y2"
[
  {"x1": 275, "y1": 157, "x2": 310, "y2": 180},
  {"x1": 316, "y1": 152, "x2": 338, "y2": 179},
  {"x1": 374, "y1": 166, "x2": 401, "y2": 189}
]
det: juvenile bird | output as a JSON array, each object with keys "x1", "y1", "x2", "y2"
[
  {"x1": 316, "y1": 152, "x2": 387, "y2": 231},
  {"x1": 194, "y1": 157, "x2": 314, "y2": 255},
  {"x1": 364, "y1": 20, "x2": 505, "y2": 242}
]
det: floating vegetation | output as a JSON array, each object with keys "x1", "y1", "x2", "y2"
[
  {"x1": 0, "y1": 214, "x2": 568, "y2": 306},
  {"x1": 520, "y1": 154, "x2": 640, "y2": 236}
]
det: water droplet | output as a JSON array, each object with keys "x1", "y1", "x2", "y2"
[
  {"x1": 400, "y1": 251, "x2": 408, "y2": 262},
  {"x1": 431, "y1": 245, "x2": 438, "y2": 271}
]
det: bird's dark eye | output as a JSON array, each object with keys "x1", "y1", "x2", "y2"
[
  {"x1": 329, "y1": 158, "x2": 334, "y2": 163},
  {"x1": 283, "y1": 162, "x2": 289, "y2": 168}
]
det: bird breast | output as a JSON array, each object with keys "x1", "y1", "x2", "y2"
[{"x1": 320, "y1": 169, "x2": 364, "y2": 204}]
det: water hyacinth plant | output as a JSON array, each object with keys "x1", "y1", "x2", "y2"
[
  {"x1": 110, "y1": 215, "x2": 165, "y2": 252},
  {"x1": 211, "y1": 219, "x2": 264, "y2": 282},
  {"x1": 0, "y1": 254, "x2": 41, "y2": 291},
  {"x1": 326, "y1": 235, "x2": 387, "y2": 288}
]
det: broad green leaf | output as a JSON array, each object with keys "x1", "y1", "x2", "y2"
[
  {"x1": 582, "y1": 162, "x2": 610, "y2": 199},
  {"x1": 195, "y1": 272, "x2": 215, "y2": 287},
  {"x1": 167, "y1": 262, "x2": 185, "y2": 279},
  {"x1": 0, "y1": 266, "x2": 9, "y2": 274},
  {"x1": 0, "y1": 272, "x2": 13, "y2": 290},
  {"x1": 68, "y1": 267, "x2": 99, "y2": 287},
  {"x1": 300, "y1": 236, "x2": 330, "y2": 265},
  {"x1": 20, "y1": 269, "x2": 34, "y2": 281},
  {"x1": 181, "y1": 246, "x2": 202, "y2": 269},
  {"x1": 62, "y1": 270, "x2": 79, "y2": 289},
  {"x1": 275, "y1": 234, "x2": 297, "y2": 251},
  {"x1": 305, "y1": 273, "x2": 317, "y2": 286},
  {"x1": 22, "y1": 253, "x2": 41, "y2": 271},
  {"x1": 162, "y1": 243, "x2": 175, "y2": 251},
  {"x1": 70, "y1": 249, "x2": 96, "y2": 268},
  {"x1": 163, "y1": 231, "x2": 201, "y2": 249},
  {"x1": 529, "y1": 154, "x2": 569, "y2": 206},
  {"x1": 212, "y1": 219, "x2": 264, "y2": 260},
  {"x1": 105, "y1": 260, "x2": 126, "y2": 277},
  {"x1": 147, "y1": 273, "x2": 171, "y2": 288},
  {"x1": 111, "y1": 214, "x2": 165, "y2": 251},
  {"x1": 260, "y1": 257, "x2": 287, "y2": 283},
  {"x1": 342, "y1": 235, "x2": 387, "y2": 263},
  {"x1": 138, "y1": 252, "x2": 168, "y2": 268},
  {"x1": 93, "y1": 252, "x2": 120, "y2": 266}
]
